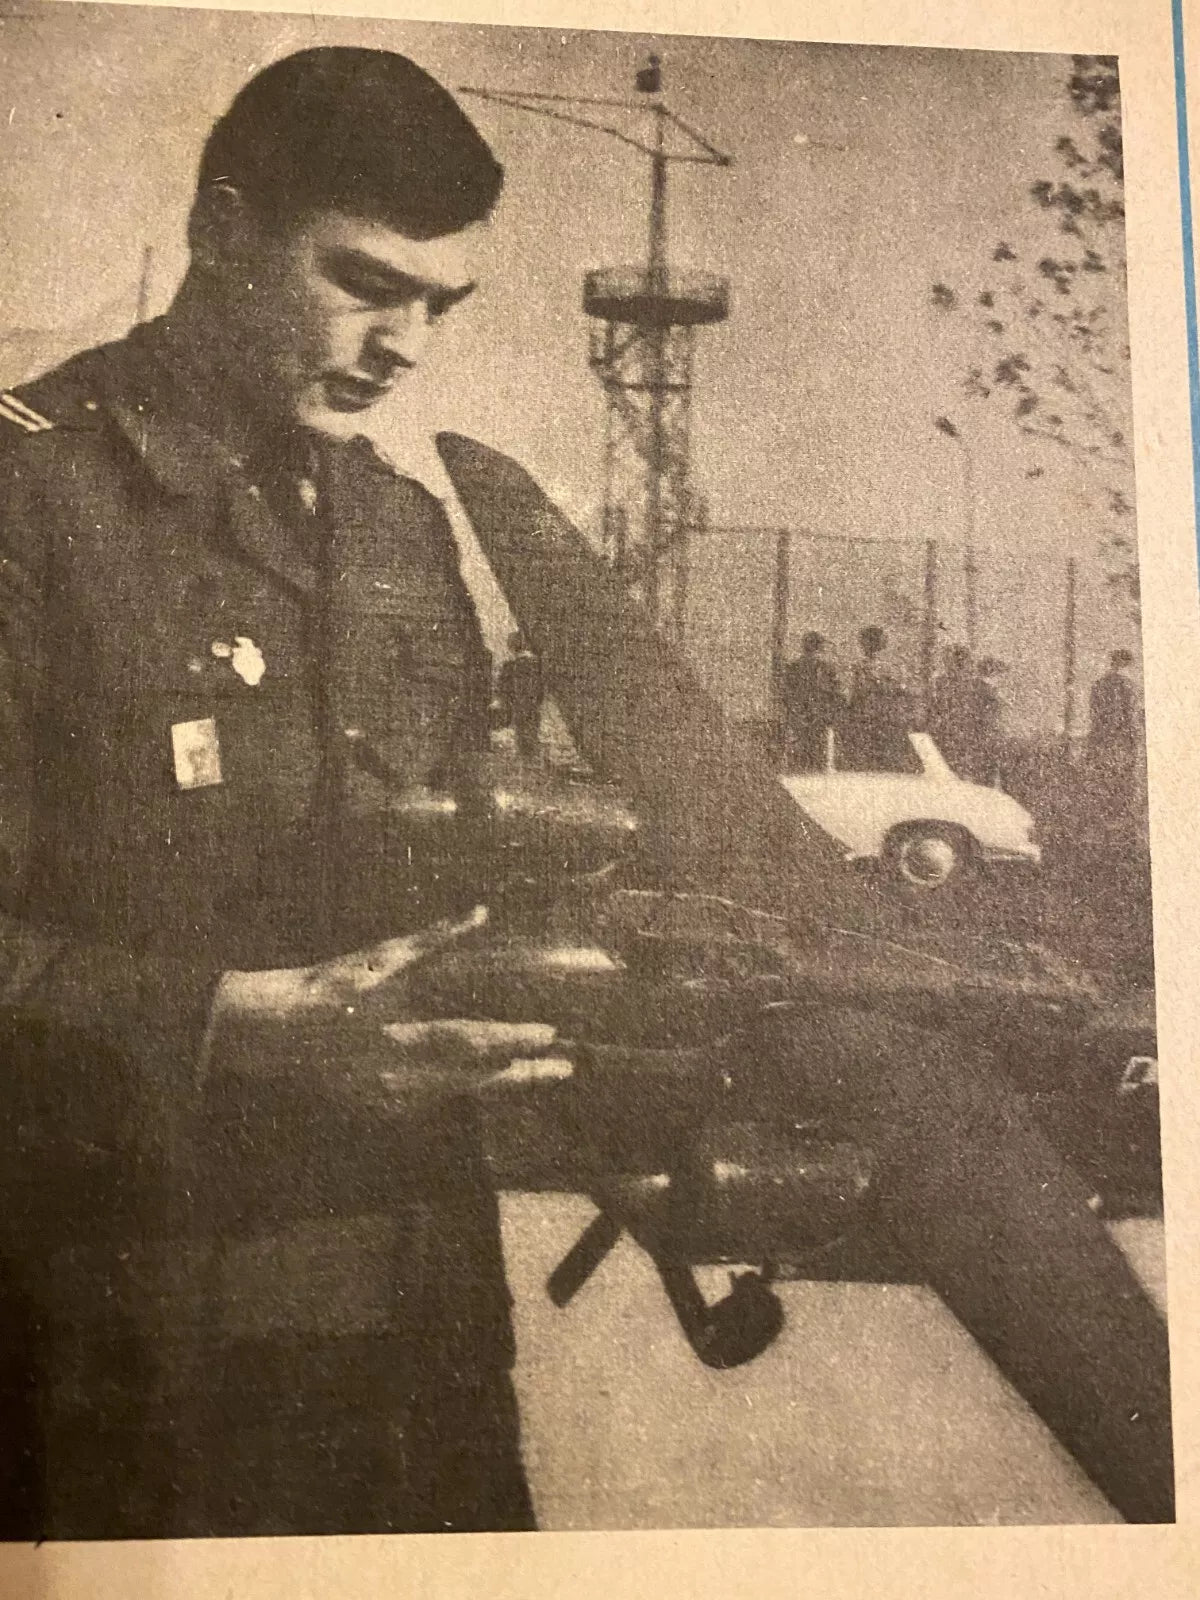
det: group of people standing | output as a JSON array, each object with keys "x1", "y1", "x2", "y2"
[
  {"x1": 781, "y1": 630, "x2": 1006, "y2": 781},
  {"x1": 780, "y1": 626, "x2": 925, "y2": 774},
  {"x1": 781, "y1": 626, "x2": 1143, "y2": 807}
]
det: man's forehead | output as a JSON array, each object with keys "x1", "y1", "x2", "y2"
[{"x1": 304, "y1": 209, "x2": 487, "y2": 287}]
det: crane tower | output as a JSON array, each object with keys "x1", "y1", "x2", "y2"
[{"x1": 462, "y1": 59, "x2": 732, "y2": 638}]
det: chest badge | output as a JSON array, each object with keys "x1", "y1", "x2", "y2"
[
  {"x1": 171, "y1": 718, "x2": 223, "y2": 791},
  {"x1": 211, "y1": 635, "x2": 267, "y2": 687}
]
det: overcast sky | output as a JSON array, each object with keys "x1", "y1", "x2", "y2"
[{"x1": 0, "y1": 5, "x2": 1139, "y2": 731}]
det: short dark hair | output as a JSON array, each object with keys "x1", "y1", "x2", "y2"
[{"x1": 195, "y1": 47, "x2": 504, "y2": 238}]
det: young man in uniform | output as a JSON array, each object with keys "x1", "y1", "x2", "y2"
[
  {"x1": 0, "y1": 46, "x2": 552, "y2": 1539},
  {"x1": 0, "y1": 46, "x2": 1176, "y2": 1536}
]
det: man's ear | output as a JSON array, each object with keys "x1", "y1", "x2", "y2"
[{"x1": 187, "y1": 181, "x2": 260, "y2": 275}]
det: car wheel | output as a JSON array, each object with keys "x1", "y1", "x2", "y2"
[{"x1": 884, "y1": 824, "x2": 973, "y2": 891}]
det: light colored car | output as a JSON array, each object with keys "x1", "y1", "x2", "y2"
[{"x1": 779, "y1": 730, "x2": 1041, "y2": 890}]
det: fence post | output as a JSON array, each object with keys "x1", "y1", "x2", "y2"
[
  {"x1": 921, "y1": 538, "x2": 938, "y2": 727},
  {"x1": 770, "y1": 528, "x2": 791, "y2": 748}
]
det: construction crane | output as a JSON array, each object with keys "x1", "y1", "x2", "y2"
[{"x1": 461, "y1": 57, "x2": 732, "y2": 639}]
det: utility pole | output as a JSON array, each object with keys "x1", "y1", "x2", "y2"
[
  {"x1": 934, "y1": 416, "x2": 978, "y2": 654},
  {"x1": 672, "y1": 492, "x2": 701, "y2": 646},
  {"x1": 1063, "y1": 555, "x2": 1078, "y2": 761}
]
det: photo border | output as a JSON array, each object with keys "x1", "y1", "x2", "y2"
[{"x1": 1171, "y1": 0, "x2": 1200, "y2": 561}]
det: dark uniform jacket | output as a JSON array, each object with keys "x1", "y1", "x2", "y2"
[{"x1": 0, "y1": 320, "x2": 535, "y2": 1538}]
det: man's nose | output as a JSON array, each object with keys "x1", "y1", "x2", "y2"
[{"x1": 367, "y1": 301, "x2": 431, "y2": 368}]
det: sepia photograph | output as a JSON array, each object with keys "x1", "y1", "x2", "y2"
[{"x1": 0, "y1": 0, "x2": 1180, "y2": 1547}]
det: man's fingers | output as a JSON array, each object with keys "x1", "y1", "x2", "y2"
[
  {"x1": 488, "y1": 1055, "x2": 575, "y2": 1087},
  {"x1": 359, "y1": 906, "x2": 489, "y2": 985},
  {"x1": 381, "y1": 1018, "x2": 556, "y2": 1062},
  {"x1": 374, "y1": 1020, "x2": 562, "y2": 1102},
  {"x1": 404, "y1": 903, "x2": 489, "y2": 959}
]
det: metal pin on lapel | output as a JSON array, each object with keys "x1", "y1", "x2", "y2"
[{"x1": 211, "y1": 636, "x2": 266, "y2": 686}]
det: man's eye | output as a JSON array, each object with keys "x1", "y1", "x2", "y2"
[
  {"x1": 322, "y1": 258, "x2": 471, "y2": 319},
  {"x1": 326, "y1": 263, "x2": 413, "y2": 307},
  {"x1": 338, "y1": 276, "x2": 404, "y2": 307}
]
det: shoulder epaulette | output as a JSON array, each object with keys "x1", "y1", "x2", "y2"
[{"x1": 0, "y1": 390, "x2": 55, "y2": 434}]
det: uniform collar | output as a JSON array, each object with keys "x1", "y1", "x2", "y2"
[
  {"x1": 100, "y1": 317, "x2": 455, "y2": 496},
  {"x1": 101, "y1": 316, "x2": 467, "y2": 503},
  {"x1": 97, "y1": 319, "x2": 248, "y2": 494},
  {"x1": 100, "y1": 317, "x2": 323, "y2": 489},
  {"x1": 95, "y1": 321, "x2": 511, "y2": 621},
  {"x1": 97, "y1": 319, "x2": 324, "y2": 596}
]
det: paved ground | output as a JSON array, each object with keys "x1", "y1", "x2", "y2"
[{"x1": 500, "y1": 1192, "x2": 1165, "y2": 1530}]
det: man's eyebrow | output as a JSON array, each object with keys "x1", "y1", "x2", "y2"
[{"x1": 322, "y1": 247, "x2": 476, "y2": 303}]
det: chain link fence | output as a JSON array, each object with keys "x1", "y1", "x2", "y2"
[
  {"x1": 681, "y1": 523, "x2": 1142, "y2": 749},
  {"x1": 680, "y1": 520, "x2": 1150, "y2": 976}
]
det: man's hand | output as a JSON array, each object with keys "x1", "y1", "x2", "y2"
[
  {"x1": 375, "y1": 1019, "x2": 573, "y2": 1107},
  {"x1": 203, "y1": 906, "x2": 569, "y2": 1107},
  {"x1": 214, "y1": 904, "x2": 492, "y2": 1024}
]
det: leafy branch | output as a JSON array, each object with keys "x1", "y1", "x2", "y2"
[{"x1": 928, "y1": 54, "x2": 1138, "y2": 619}]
